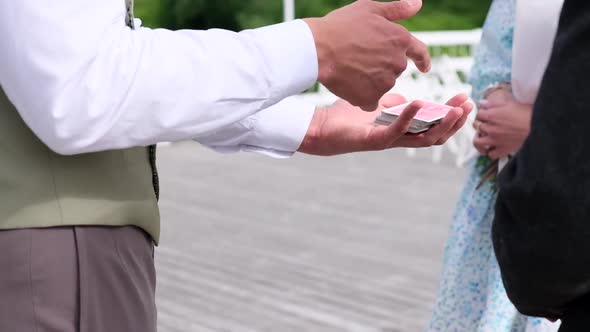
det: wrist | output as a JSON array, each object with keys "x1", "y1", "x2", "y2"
[
  {"x1": 297, "y1": 107, "x2": 327, "y2": 155},
  {"x1": 482, "y1": 82, "x2": 512, "y2": 101},
  {"x1": 303, "y1": 18, "x2": 333, "y2": 84}
]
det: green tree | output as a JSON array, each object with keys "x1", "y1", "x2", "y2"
[
  {"x1": 158, "y1": 0, "x2": 249, "y2": 30},
  {"x1": 135, "y1": 0, "x2": 492, "y2": 31}
]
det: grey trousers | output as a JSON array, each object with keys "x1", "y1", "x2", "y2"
[{"x1": 0, "y1": 226, "x2": 157, "y2": 332}]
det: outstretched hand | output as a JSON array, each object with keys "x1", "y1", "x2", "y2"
[{"x1": 297, "y1": 93, "x2": 473, "y2": 156}]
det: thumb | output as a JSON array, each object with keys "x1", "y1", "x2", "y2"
[
  {"x1": 379, "y1": 93, "x2": 408, "y2": 108},
  {"x1": 371, "y1": 0, "x2": 422, "y2": 21}
]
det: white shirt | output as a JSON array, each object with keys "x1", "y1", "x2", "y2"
[
  {"x1": 496, "y1": 0, "x2": 563, "y2": 172},
  {"x1": 0, "y1": 0, "x2": 318, "y2": 157},
  {"x1": 512, "y1": 0, "x2": 564, "y2": 104}
]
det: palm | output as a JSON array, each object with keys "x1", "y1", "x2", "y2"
[
  {"x1": 304, "y1": 93, "x2": 473, "y2": 156},
  {"x1": 317, "y1": 98, "x2": 399, "y2": 155}
]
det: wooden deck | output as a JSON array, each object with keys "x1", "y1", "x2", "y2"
[{"x1": 154, "y1": 142, "x2": 466, "y2": 332}]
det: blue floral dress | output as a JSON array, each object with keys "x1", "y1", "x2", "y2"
[{"x1": 426, "y1": 1, "x2": 560, "y2": 331}]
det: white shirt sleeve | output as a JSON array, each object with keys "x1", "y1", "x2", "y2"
[
  {"x1": 0, "y1": 0, "x2": 318, "y2": 155},
  {"x1": 196, "y1": 96, "x2": 315, "y2": 158}
]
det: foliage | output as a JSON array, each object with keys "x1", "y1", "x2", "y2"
[{"x1": 135, "y1": 0, "x2": 492, "y2": 31}]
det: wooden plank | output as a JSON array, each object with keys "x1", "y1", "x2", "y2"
[{"x1": 154, "y1": 142, "x2": 465, "y2": 332}]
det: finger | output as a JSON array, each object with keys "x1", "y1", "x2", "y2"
[
  {"x1": 368, "y1": 100, "x2": 423, "y2": 150},
  {"x1": 379, "y1": 93, "x2": 408, "y2": 108},
  {"x1": 474, "y1": 145, "x2": 488, "y2": 156},
  {"x1": 391, "y1": 56, "x2": 409, "y2": 78},
  {"x1": 473, "y1": 136, "x2": 493, "y2": 154},
  {"x1": 461, "y1": 101, "x2": 474, "y2": 120},
  {"x1": 478, "y1": 99, "x2": 504, "y2": 110},
  {"x1": 463, "y1": 102, "x2": 475, "y2": 114},
  {"x1": 370, "y1": 0, "x2": 423, "y2": 21},
  {"x1": 478, "y1": 121, "x2": 492, "y2": 136},
  {"x1": 487, "y1": 148, "x2": 501, "y2": 160},
  {"x1": 417, "y1": 107, "x2": 462, "y2": 146},
  {"x1": 475, "y1": 109, "x2": 494, "y2": 123},
  {"x1": 473, "y1": 135, "x2": 493, "y2": 147},
  {"x1": 406, "y1": 36, "x2": 431, "y2": 73},
  {"x1": 436, "y1": 103, "x2": 473, "y2": 145},
  {"x1": 382, "y1": 100, "x2": 423, "y2": 142},
  {"x1": 445, "y1": 93, "x2": 469, "y2": 107},
  {"x1": 388, "y1": 100, "x2": 422, "y2": 131},
  {"x1": 472, "y1": 120, "x2": 481, "y2": 131}
]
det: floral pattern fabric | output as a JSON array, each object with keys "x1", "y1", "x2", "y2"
[{"x1": 426, "y1": 0, "x2": 560, "y2": 331}]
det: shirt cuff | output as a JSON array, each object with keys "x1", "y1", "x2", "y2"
[
  {"x1": 249, "y1": 96, "x2": 315, "y2": 153},
  {"x1": 244, "y1": 19, "x2": 319, "y2": 104},
  {"x1": 205, "y1": 97, "x2": 316, "y2": 158}
]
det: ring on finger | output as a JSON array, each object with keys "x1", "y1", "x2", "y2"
[{"x1": 473, "y1": 120, "x2": 482, "y2": 131}]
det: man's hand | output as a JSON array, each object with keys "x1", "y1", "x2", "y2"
[
  {"x1": 297, "y1": 93, "x2": 473, "y2": 156},
  {"x1": 304, "y1": 0, "x2": 430, "y2": 111}
]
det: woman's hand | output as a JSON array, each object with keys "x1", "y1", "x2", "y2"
[{"x1": 472, "y1": 90, "x2": 533, "y2": 160}]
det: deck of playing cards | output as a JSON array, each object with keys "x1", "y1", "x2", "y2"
[{"x1": 375, "y1": 101, "x2": 453, "y2": 134}]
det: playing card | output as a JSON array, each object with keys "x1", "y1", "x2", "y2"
[
  {"x1": 382, "y1": 101, "x2": 453, "y2": 123},
  {"x1": 375, "y1": 101, "x2": 453, "y2": 134}
]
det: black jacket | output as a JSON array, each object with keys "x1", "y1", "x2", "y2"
[{"x1": 493, "y1": 0, "x2": 590, "y2": 321}]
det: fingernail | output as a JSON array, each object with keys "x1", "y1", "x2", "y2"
[
  {"x1": 402, "y1": 0, "x2": 421, "y2": 7},
  {"x1": 478, "y1": 100, "x2": 490, "y2": 108}
]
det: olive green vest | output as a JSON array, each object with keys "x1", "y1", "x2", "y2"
[{"x1": 0, "y1": 0, "x2": 161, "y2": 242}]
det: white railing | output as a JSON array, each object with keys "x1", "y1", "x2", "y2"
[
  {"x1": 283, "y1": 0, "x2": 295, "y2": 22},
  {"x1": 296, "y1": 29, "x2": 482, "y2": 167}
]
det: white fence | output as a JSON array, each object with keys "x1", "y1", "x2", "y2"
[{"x1": 296, "y1": 29, "x2": 482, "y2": 167}]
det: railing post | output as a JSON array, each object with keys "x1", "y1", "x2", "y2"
[{"x1": 283, "y1": 0, "x2": 295, "y2": 21}]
